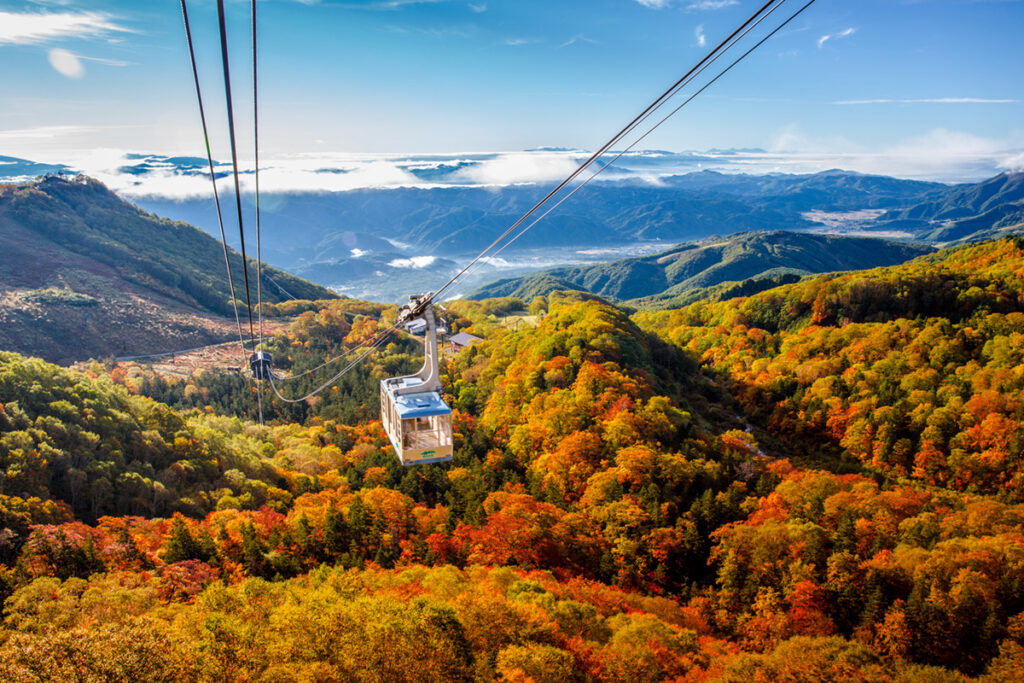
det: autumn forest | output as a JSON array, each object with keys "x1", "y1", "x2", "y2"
[{"x1": 2, "y1": 237, "x2": 1024, "y2": 681}]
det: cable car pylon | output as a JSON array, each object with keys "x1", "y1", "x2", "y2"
[{"x1": 380, "y1": 293, "x2": 454, "y2": 466}]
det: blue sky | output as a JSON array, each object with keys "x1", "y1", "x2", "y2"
[{"x1": 0, "y1": 0, "x2": 1022, "y2": 182}]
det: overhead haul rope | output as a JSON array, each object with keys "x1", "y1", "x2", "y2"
[
  {"x1": 265, "y1": 273, "x2": 298, "y2": 300},
  {"x1": 252, "y1": 0, "x2": 817, "y2": 403},
  {"x1": 267, "y1": 331, "x2": 396, "y2": 403},
  {"x1": 444, "y1": 0, "x2": 817, "y2": 296},
  {"x1": 273, "y1": 0, "x2": 797, "y2": 390},
  {"x1": 252, "y1": 0, "x2": 264, "y2": 352},
  {"x1": 250, "y1": 0, "x2": 265, "y2": 426},
  {"x1": 428, "y1": 0, "x2": 786, "y2": 303},
  {"x1": 184, "y1": 0, "x2": 385, "y2": 407},
  {"x1": 279, "y1": 321, "x2": 400, "y2": 383},
  {"x1": 179, "y1": 0, "x2": 248, "y2": 369},
  {"x1": 216, "y1": 0, "x2": 258, "y2": 348}
]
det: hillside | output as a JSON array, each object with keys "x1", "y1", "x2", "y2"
[
  {"x1": 634, "y1": 236, "x2": 1024, "y2": 491},
  {"x1": 468, "y1": 231, "x2": 933, "y2": 303},
  {"x1": 884, "y1": 171, "x2": 1024, "y2": 225},
  {"x1": 917, "y1": 202, "x2": 1024, "y2": 245},
  {"x1": 0, "y1": 176, "x2": 335, "y2": 363},
  {"x1": 872, "y1": 171, "x2": 1024, "y2": 244},
  {"x1": 1, "y1": 238, "x2": 1024, "y2": 678}
]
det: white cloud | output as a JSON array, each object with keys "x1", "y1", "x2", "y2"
[
  {"x1": 388, "y1": 256, "x2": 436, "y2": 268},
  {"x1": 884, "y1": 128, "x2": 1024, "y2": 174},
  {"x1": 338, "y1": 0, "x2": 445, "y2": 10},
  {"x1": 0, "y1": 124, "x2": 94, "y2": 140},
  {"x1": 82, "y1": 155, "x2": 427, "y2": 200},
  {"x1": 687, "y1": 0, "x2": 738, "y2": 9},
  {"x1": 48, "y1": 47, "x2": 83, "y2": 78},
  {"x1": 833, "y1": 97, "x2": 1016, "y2": 105},
  {"x1": 635, "y1": 0, "x2": 671, "y2": 8},
  {"x1": 695, "y1": 24, "x2": 706, "y2": 47},
  {"x1": 762, "y1": 125, "x2": 1024, "y2": 181},
  {"x1": 468, "y1": 3, "x2": 487, "y2": 12},
  {"x1": 999, "y1": 152, "x2": 1024, "y2": 173},
  {"x1": 818, "y1": 27, "x2": 855, "y2": 49},
  {"x1": 80, "y1": 55, "x2": 130, "y2": 67},
  {"x1": 0, "y1": 10, "x2": 129, "y2": 45},
  {"x1": 8, "y1": 143, "x2": 1022, "y2": 200},
  {"x1": 449, "y1": 151, "x2": 583, "y2": 185}
]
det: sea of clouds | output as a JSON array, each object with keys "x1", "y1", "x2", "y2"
[{"x1": 4, "y1": 134, "x2": 1022, "y2": 201}]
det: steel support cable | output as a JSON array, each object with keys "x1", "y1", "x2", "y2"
[
  {"x1": 218, "y1": 0, "x2": 809, "y2": 404},
  {"x1": 275, "y1": 321, "x2": 400, "y2": 383},
  {"x1": 179, "y1": 0, "x2": 247, "y2": 367},
  {"x1": 216, "y1": 0, "x2": 257, "y2": 345},
  {"x1": 445, "y1": 0, "x2": 811, "y2": 292},
  {"x1": 433, "y1": 0, "x2": 784, "y2": 302},
  {"x1": 277, "y1": 0, "x2": 803, "y2": 394},
  {"x1": 267, "y1": 331, "x2": 395, "y2": 403},
  {"x1": 251, "y1": 0, "x2": 264, "y2": 426},
  {"x1": 265, "y1": 273, "x2": 298, "y2": 301},
  {"x1": 252, "y1": 0, "x2": 264, "y2": 352},
  {"x1": 247, "y1": 0, "x2": 378, "y2": 396},
  {"x1": 428, "y1": 0, "x2": 782, "y2": 303},
  {"x1": 272, "y1": 305, "x2": 400, "y2": 383}
]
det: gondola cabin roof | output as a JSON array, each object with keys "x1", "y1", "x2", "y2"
[{"x1": 382, "y1": 377, "x2": 451, "y2": 418}]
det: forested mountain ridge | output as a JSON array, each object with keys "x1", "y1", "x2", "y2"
[
  {"x1": 635, "y1": 236, "x2": 1024, "y2": 495},
  {"x1": 877, "y1": 171, "x2": 1024, "y2": 246},
  {"x1": 0, "y1": 176, "x2": 336, "y2": 362},
  {"x1": 469, "y1": 230, "x2": 933, "y2": 304},
  {"x1": 883, "y1": 171, "x2": 1024, "y2": 225},
  {"x1": 1, "y1": 238, "x2": 1024, "y2": 679}
]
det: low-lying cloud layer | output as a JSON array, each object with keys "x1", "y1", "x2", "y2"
[{"x1": 3, "y1": 131, "x2": 1023, "y2": 199}]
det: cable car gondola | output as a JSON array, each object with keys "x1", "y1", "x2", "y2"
[
  {"x1": 380, "y1": 295, "x2": 453, "y2": 466},
  {"x1": 250, "y1": 351, "x2": 273, "y2": 380}
]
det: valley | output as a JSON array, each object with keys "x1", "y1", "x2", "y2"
[
  {"x1": 2, "y1": 0, "x2": 1022, "y2": 677},
  {"x1": 0, "y1": 162, "x2": 1022, "y2": 682},
  {"x1": 122, "y1": 163, "x2": 1022, "y2": 303},
  {"x1": 0, "y1": 233, "x2": 1023, "y2": 680}
]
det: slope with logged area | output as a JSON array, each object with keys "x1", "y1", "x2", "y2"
[{"x1": 0, "y1": 176, "x2": 335, "y2": 362}]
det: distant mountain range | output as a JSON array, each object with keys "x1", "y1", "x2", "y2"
[
  {"x1": 3, "y1": 154, "x2": 1023, "y2": 309},
  {"x1": 132, "y1": 168, "x2": 1018, "y2": 289},
  {"x1": 118, "y1": 166, "x2": 962, "y2": 301},
  {"x1": 0, "y1": 176, "x2": 334, "y2": 363},
  {"x1": 468, "y1": 231, "x2": 934, "y2": 305},
  {"x1": 462, "y1": 171, "x2": 1024, "y2": 303},
  {"x1": 0, "y1": 155, "x2": 70, "y2": 180},
  {"x1": 133, "y1": 169, "x2": 950, "y2": 267}
]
